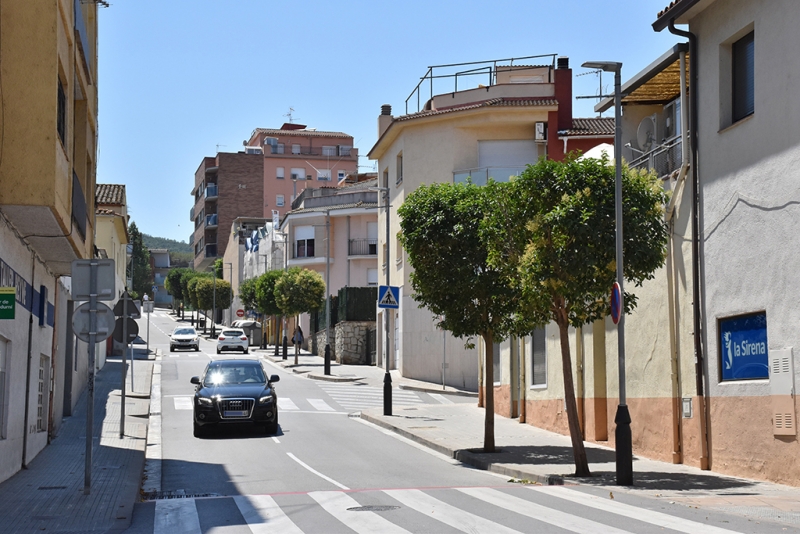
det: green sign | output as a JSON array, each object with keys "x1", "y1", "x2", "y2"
[{"x1": 0, "y1": 287, "x2": 15, "y2": 320}]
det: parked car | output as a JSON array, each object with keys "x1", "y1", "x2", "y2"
[
  {"x1": 217, "y1": 328, "x2": 249, "y2": 354},
  {"x1": 170, "y1": 326, "x2": 199, "y2": 352},
  {"x1": 190, "y1": 359, "x2": 280, "y2": 436}
]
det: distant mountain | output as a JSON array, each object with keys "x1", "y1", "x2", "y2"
[{"x1": 142, "y1": 234, "x2": 192, "y2": 254}]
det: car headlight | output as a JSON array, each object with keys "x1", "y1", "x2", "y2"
[
  {"x1": 197, "y1": 396, "x2": 213, "y2": 406},
  {"x1": 258, "y1": 395, "x2": 273, "y2": 405}
]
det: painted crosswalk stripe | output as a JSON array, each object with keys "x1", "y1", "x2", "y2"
[
  {"x1": 278, "y1": 398, "x2": 299, "y2": 410},
  {"x1": 173, "y1": 397, "x2": 193, "y2": 410},
  {"x1": 307, "y1": 399, "x2": 335, "y2": 411},
  {"x1": 384, "y1": 488, "x2": 522, "y2": 534},
  {"x1": 429, "y1": 393, "x2": 454, "y2": 404},
  {"x1": 309, "y1": 491, "x2": 410, "y2": 534},
  {"x1": 233, "y1": 495, "x2": 303, "y2": 534},
  {"x1": 458, "y1": 487, "x2": 633, "y2": 534},
  {"x1": 154, "y1": 499, "x2": 201, "y2": 534},
  {"x1": 529, "y1": 487, "x2": 743, "y2": 534}
]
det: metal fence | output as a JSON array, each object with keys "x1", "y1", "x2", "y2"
[
  {"x1": 630, "y1": 136, "x2": 683, "y2": 179},
  {"x1": 348, "y1": 238, "x2": 377, "y2": 256}
]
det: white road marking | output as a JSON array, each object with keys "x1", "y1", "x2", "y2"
[
  {"x1": 287, "y1": 453, "x2": 349, "y2": 490},
  {"x1": 307, "y1": 398, "x2": 335, "y2": 411},
  {"x1": 153, "y1": 499, "x2": 201, "y2": 534},
  {"x1": 428, "y1": 393, "x2": 454, "y2": 404},
  {"x1": 529, "y1": 486, "x2": 744, "y2": 534},
  {"x1": 309, "y1": 491, "x2": 410, "y2": 534},
  {"x1": 173, "y1": 397, "x2": 193, "y2": 410},
  {"x1": 233, "y1": 494, "x2": 303, "y2": 534},
  {"x1": 384, "y1": 488, "x2": 522, "y2": 534},
  {"x1": 278, "y1": 398, "x2": 299, "y2": 410},
  {"x1": 458, "y1": 487, "x2": 634, "y2": 534},
  {"x1": 271, "y1": 436, "x2": 280, "y2": 443}
]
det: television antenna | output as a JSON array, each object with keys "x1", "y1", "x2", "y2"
[
  {"x1": 284, "y1": 107, "x2": 297, "y2": 123},
  {"x1": 575, "y1": 69, "x2": 613, "y2": 117}
]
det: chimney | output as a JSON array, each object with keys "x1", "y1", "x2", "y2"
[
  {"x1": 557, "y1": 56, "x2": 569, "y2": 70},
  {"x1": 554, "y1": 57, "x2": 572, "y2": 133},
  {"x1": 378, "y1": 104, "x2": 393, "y2": 137}
]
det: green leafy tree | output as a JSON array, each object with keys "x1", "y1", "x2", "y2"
[
  {"x1": 238, "y1": 277, "x2": 258, "y2": 312},
  {"x1": 274, "y1": 267, "x2": 325, "y2": 363},
  {"x1": 486, "y1": 154, "x2": 669, "y2": 476},
  {"x1": 256, "y1": 270, "x2": 285, "y2": 348},
  {"x1": 213, "y1": 258, "x2": 223, "y2": 279},
  {"x1": 196, "y1": 278, "x2": 232, "y2": 330},
  {"x1": 165, "y1": 267, "x2": 190, "y2": 314},
  {"x1": 398, "y1": 181, "x2": 520, "y2": 453},
  {"x1": 128, "y1": 221, "x2": 152, "y2": 298}
]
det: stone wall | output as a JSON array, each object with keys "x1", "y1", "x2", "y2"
[{"x1": 335, "y1": 321, "x2": 374, "y2": 365}]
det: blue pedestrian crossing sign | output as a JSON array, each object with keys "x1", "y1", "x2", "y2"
[{"x1": 378, "y1": 285, "x2": 399, "y2": 309}]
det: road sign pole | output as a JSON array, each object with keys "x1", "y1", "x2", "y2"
[
  {"x1": 85, "y1": 260, "x2": 97, "y2": 495},
  {"x1": 121, "y1": 293, "x2": 127, "y2": 437},
  {"x1": 146, "y1": 308, "x2": 150, "y2": 356}
]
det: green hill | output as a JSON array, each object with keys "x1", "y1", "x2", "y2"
[{"x1": 143, "y1": 234, "x2": 192, "y2": 253}]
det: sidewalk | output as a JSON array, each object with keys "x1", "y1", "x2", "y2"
[
  {"x1": 260, "y1": 347, "x2": 800, "y2": 528},
  {"x1": 0, "y1": 347, "x2": 153, "y2": 534}
]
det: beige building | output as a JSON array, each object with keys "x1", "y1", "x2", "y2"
[
  {"x1": 0, "y1": 0, "x2": 100, "y2": 483},
  {"x1": 368, "y1": 55, "x2": 611, "y2": 390}
]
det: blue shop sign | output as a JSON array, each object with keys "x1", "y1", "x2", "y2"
[{"x1": 719, "y1": 312, "x2": 768, "y2": 381}]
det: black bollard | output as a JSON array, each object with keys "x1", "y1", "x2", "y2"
[
  {"x1": 615, "y1": 404, "x2": 634, "y2": 485},
  {"x1": 324, "y1": 344, "x2": 331, "y2": 375},
  {"x1": 261, "y1": 332, "x2": 266, "y2": 350},
  {"x1": 282, "y1": 335, "x2": 288, "y2": 360},
  {"x1": 383, "y1": 371, "x2": 392, "y2": 416}
]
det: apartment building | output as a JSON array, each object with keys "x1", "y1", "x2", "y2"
[
  {"x1": 0, "y1": 0, "x2": 100, "y2": 483},
  {"x1": 368, "y1": 55, "x2": 612, "y2": 391},
  {"x1": 95, "y1": 184, "x2": 128, "y2": 360}
]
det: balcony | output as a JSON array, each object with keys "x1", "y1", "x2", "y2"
[
  {"x1": 349, "y1": 238, "x2": 377, "y2": 256},
  {"x1": 205, "y1": 185, "x2": 218, "y2": 199},
  {"x1": 206, "y1": 214, "x2": 218, "y2": 228},
  {"x1": 205, "y1": 244, "x2": 217, "y2": 258},
  {"x1": 453, "y1": 166, "x2": 527, "y2": 186},
  {"x1": 629, "y1": 136, "x2": 682, "y2": 179},
  {"x1": 190, "y1": 206, "x2": 195, "y2": 221},
  {"x1": 267, "y1": 144, "x2": 355, "y2": 158}
]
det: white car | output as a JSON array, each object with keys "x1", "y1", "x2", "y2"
[
  {"x1": 217, "y1": 328, "x2": 249, "y2": 354},
  {"x1": 170, "y1": 326, "x2": 200, "y2": 352}
]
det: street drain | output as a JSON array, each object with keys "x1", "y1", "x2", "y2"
[
  {"x1": 141, "y1": 491, "x2": 221, "y2": 501},
  {"x1": 37, "y1": 486, "x2": 67, "y2": 490},
  {"x1": 347, "y1": 505, "x2": 400, "y2": 512}
]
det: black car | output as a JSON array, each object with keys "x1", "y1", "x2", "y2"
[{"x1": 190, "y1": 359, "x2": 280, "y2": 437}]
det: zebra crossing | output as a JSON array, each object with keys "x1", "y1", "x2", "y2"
[
  {"x1": 314, "y1": 382, "x2": 426, "y2": 411},
  {"x1": 147, "y1": 486, "x2": 745, "y2": 534}
]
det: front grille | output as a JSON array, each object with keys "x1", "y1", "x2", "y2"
[{"x1": 218, "y1": 398, "x2": 254, "y2": 419}]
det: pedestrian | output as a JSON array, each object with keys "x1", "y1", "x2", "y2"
[{"x1": 292, "y1": 325, "x2": 304, "y2": 356}]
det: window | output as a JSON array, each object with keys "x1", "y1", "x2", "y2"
[
  {"x1": 531, "y1": 327, "x2": 546, "y2": 387},
  {"x1": 492, "y1": 342, "x2": 501, "y2": 385},
  {"x1": 275, "y1": 143, "x2": 285, "y2": 154},
  {"x1": 276, "y1": 167, "x2": 285, "y2": 180},
  {"x1": 383, "y1": 169, "x2": 389, "y2": 189},
  {"x1": 396, "y1": 153, "x2": 403, "y2": 185},
  {"x1": 291, "y1": 144, "x2": 301, "y2": 155},
  {"x1": 732, "y1": 31, "x2": 754, "y2": 122},
  {"x1": 295, "y1": 225, "x2": 315, "y2": 258},
  {"x1": 367, "y1": 268, "x2": 378, "y2": 286},
  {"x1": 0, "y1": 337, "x2": 7, "y2": 438},
  {"x1": 317, "y1": 169, "x2": 332, "y2": 181},
  {"x1": 322, "y1": 146, "x2": 336, "y2": 156},
  {"x1": 276, "y1": 195, "x2": 284, "y2": 207},
  {"x1": 338, "y1": 170, "x2": 346, "y2": 182},
  {"x1": 338, "y1": 146, "x2": 352, "y2": 156},
  {"x1": 719, "y1": 311, "x2": 768, "y2": 381},
  {"x1": 38, "y1": 355, "x2": 50, "y2": 432},
  {"x1": 57, "y1": 77, "x2": 66, "y2": 145},
  {"x1": 290, "y1": 168, "x2": 305, "y2": 181}
]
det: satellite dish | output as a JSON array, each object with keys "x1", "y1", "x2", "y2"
[{"x1": 636, "y1": 115, "x2": 657, "y2": 152}]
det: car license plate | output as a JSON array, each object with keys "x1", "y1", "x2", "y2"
[{"x1": 224, "y1": 410, "x2": 247, "y2": 417}]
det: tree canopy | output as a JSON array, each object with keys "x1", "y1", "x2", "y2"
[
  {"x1": 128, "y1": 221, "x2": 152, "y2": 298},
  {"x1": 238, "y1": 277, "x2": 258, "y2": 312},
  {"x1": 255, "y1": 270, "x2": 284, "y2": 316},
  {"x1": 195, "y1": 278, "x2": 232, "y2": 312},
  {"x1": 398, "y1": 180, "x2": 520, "y2": 452},
  {"x1": 274, "y1": 267, "x2": 326, "y2": 319}
]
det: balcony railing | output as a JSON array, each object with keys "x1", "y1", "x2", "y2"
[
  {"x1": 205, "y1": 244, "x2": 217, "y2": 258},
  {"x1": 206, "y1": 214, "x2": 218, "y2": 227},
  {"x1": 629, "y1": 136, "x2": 683, "y2": 179},
  {"x1": 205, "y1": 185, "x2": 218, "y2": 199},
  {"x1": 349, "y1": 238, "x2": 377, "y2": 256},
  {"x1": 453, "y1": 166, "x2": 527, "y2": 186},
  {"x1": 190, "y1": 206, "x2": 195, "y2": 221},
  {"x1": 72, "y1": 171, "x2": 87, "y2": 239},
  {"x1": 267, "y1": 144, "x2": 354, "y2": 158}
]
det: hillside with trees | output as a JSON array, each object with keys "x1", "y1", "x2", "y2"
[{"x1": 142, "y1": 233, "x2": 194, "y2": 268}]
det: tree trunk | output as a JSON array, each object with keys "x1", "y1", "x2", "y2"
[
  {"x1": 482, "y1": 331, "x2": 495, "y2": 452},
  {"x1": 557, "y1": 315, "x2": 591, "y2": 477},
  {"x1": 478, "y1": 348, "x2": 484, "y2": 408}
]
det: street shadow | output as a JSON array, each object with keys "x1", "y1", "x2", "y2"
[
  {"x1": 196, "y1": 424, "x2": 283, "y2": 440},
  {"x1": 464, "y1": 444, "x2": 618, "y2": 465},
  {"x1": 575, "y1": 470, "x2": 758, "y2": 491}
]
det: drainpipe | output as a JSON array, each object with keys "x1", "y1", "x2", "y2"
[
  {"x1": 48, "y1": 279, "x2": 59, "y2": 443},
  {"x1": 668, "y1": 19, "x2": 710, "y2": 470},
  {"x1": 22, "y1": 251, "x2": 35, "y2": 469}
]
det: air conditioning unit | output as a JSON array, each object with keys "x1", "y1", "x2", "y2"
[{"x1": 534, "y1": 121, "x2": 547, "y2": 141}]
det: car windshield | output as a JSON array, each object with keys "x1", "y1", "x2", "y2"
[
  {"x1": 222, "y1": 330, "x2": 243, "y2": 337},
  {"x1": 174, "y1": 328, "x2": 196, "y2": 336},
  {"x1": 203, "y1": 364, "x2": 265, "y2": 386}
]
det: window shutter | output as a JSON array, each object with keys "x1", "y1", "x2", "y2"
[
  {"x1": 770, "y1": 348, "x2": 796, "y2": 436},
  {"x1": 733, "y1": 31, "x2": 755, "y2": 122},
  {"x1": 532, "y1": 327, "x2": 547, "y2": 386}
]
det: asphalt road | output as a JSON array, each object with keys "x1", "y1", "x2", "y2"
[{"x1": 123, "y1": 310, "x2": 797, "y2": 534}]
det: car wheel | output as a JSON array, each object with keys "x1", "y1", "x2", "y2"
[
  {"x1": 170, "y1": 345, "x2": 175, "y2": 352},
  {"x1": 194, "y1": 345, "x2": 199, "y2": 352},
  {"x1": 243, "y1": 348, "x2": 248, "y2": 354},
  {"x1": 265, "y1": 411, "x2": 278, "y2": 434},
  {"x1": 193, "y1": 421, "x2": 203, "y2": 438},
  {"x1": 216, "y1": 347, "x2": 221, "y2": 354}
]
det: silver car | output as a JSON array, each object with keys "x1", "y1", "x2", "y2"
[
  {"x1": 217, "y1": 328, "x2": 249, "y2": 354},
  {"x1": 170, "y1": 326, "x2": 200, "y2": 352}
]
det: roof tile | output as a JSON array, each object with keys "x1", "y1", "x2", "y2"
[
  {"x1": 96, "y1": 184, "x2": 126, "y2": 205},
  {"x1": 558, "y1": 117, "x2": 615, "y2": 137}
]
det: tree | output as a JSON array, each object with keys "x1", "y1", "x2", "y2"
[
  {"x1": 238, "y1": 277, "x2": 258, "y2": 312},
  {"x1": 128, "y1": 221, "x2": 152, "y2": 298},
  {"x1": 487, "y1": 154, "x2": 669, "y2": 476},
  {"x1": 256, "y1": 270, "x2": 285, "y2": 348},
  {"x1": 398, "y1": 181, "x2": 520, "y2": 453},
  {"x1": 196, "y1": 278, "x2": 232, "y2": 330},
  {"x1": 274, "y1": 267, "x2": 325, "y2": 364},
  {"x1": 165, "y1": 267, "x2": 190, "y2": 314}
]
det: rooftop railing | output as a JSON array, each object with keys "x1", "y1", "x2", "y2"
[
  {"x1": 453, "y1": 166, "x2": 527, "y2": 186},
  {"x1": 629, "y1": 136, "x2": 683, "y2": 179}
]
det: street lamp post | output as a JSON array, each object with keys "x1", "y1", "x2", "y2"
[
  {"x1": 212, "y1": 270, "x2": 217, "y2": 338},
  {"x1": 324, "y1": 211, "x2": 331, "y2": 375},
  {"x1": 582, "y1": 60, "x2": 631, "y2": 486},
  {"x1": 225, "y1": 263, "x2": 233, "y2": 326}
]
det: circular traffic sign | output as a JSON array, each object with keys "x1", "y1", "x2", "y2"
[
  {"x1": 236, "y1": 309, "x2": 245, "y2": 317},
  {"x1": 610, "y1": 282, "x2": 622, "y2": 325}
]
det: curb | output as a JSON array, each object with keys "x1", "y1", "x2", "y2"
[
  {"x1": 398, "y1": 383, "x2": 479, "y2": 398},
  {"x1": 306, "y1": 373, "x2": 365, "y2": 383},
  {"x1": 359, "y1": 411, "x2": 566, "y2": 487}
]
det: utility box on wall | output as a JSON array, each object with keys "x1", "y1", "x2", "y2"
[{"x1": 770, "y1": 348, "x2": 796, "y2": 436}]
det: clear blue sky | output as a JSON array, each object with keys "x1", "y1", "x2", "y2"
[{"x1": 97, "y1": 1, "x2": 679, "y2": 244}]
